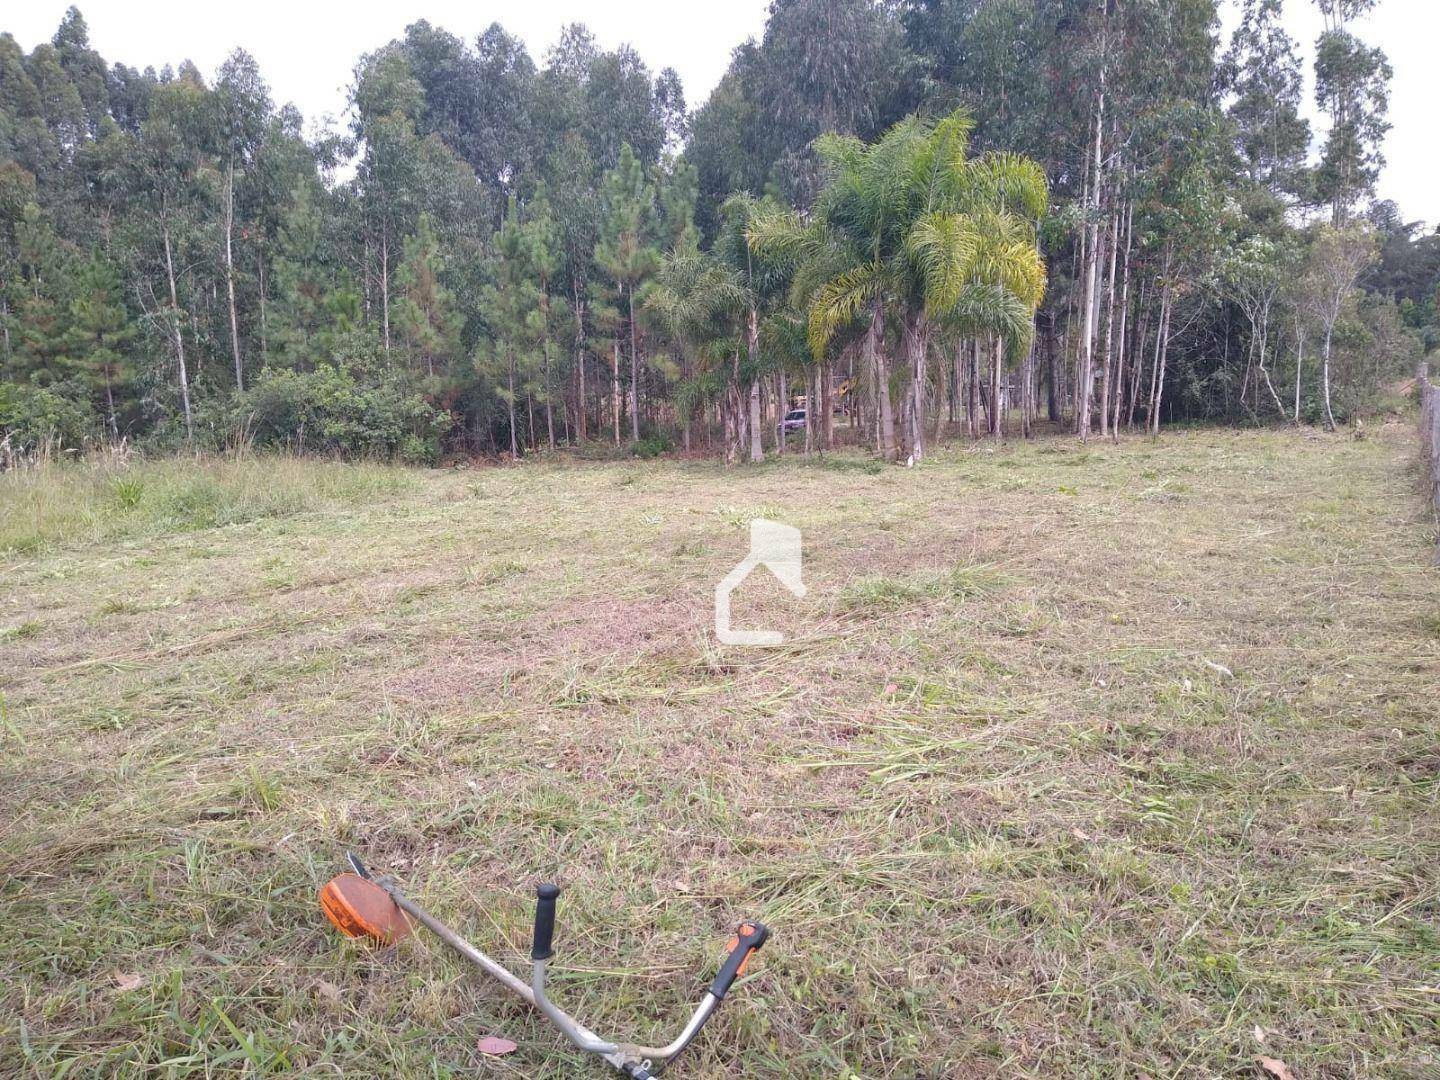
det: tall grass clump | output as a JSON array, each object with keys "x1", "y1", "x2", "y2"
[{"x1": 0, "y1": 454, "x2": 420, "y2": 555}]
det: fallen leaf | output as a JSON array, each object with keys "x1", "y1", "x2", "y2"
[
  {"x1": 478, "y1": 1036, "x2": 518, "y2": 1056},
  {"x1": 1256, "y1": 1056, "x2": 1297, "y2": 1080},
  {"x1": 1253, "y1": 1025, "x2": 1266, "y2": 1043},
  {"x1": 113, "y1": 971, "x2": 143, "y2": 992}
]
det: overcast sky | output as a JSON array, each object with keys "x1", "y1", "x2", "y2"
[{"x1": 7, "y1": 0, "x2": 1437, "y2": 227}]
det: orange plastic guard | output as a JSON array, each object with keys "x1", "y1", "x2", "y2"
[{"x1": 320, "y1": 873, "x2": 413, "y2": 944}]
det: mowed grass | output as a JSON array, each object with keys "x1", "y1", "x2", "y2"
[{"x1": 1, "y1": 422, "x2": 1438, "y2": 1078}]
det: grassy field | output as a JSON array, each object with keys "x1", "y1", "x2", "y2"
[{"x1": 2, "y1": 422, "x2": 1438, "y2": 1078}]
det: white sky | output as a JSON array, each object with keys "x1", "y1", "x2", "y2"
[{"x1": 7, "y1": 0, "x2": 1437, "y2": 228}]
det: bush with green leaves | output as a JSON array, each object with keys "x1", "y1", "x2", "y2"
[
  {"x1": 631, "y1": 434, "x2": 674, "y2": 459},
  {"x1": 0, "y1": 380, "x2": 95, "y2": 458},
  {"x1": 230, "y1": 344, "x2": 449, "y2": 464}
]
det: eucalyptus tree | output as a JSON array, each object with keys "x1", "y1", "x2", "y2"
[
  {"x1": 1220, "y1": 235, "x2": 1295, "y2": 419},
  {"x1": 685, "y1": 0, "x2": 911, "y2": 227},
  {"x1": 540, "y1": 132, "x2": 599, "y2": 441},
  {"x1": 351, "y1": 45, "x2": 425, "y2": 353},
  {"x1": 1224, "y1": 0, "x2": 1311, "y2": 201},
  {"x1": 213, "y1": 49, "x2": 270, "y2": 391},
  {"x1": 124, "y1": 75, "x2": 216, "y2": 441},
  {"x1": 1299, "y1": 223, "x2": 1376, "y2": 429},
  {"x1": 1312, "y1": 0, "x2": 1391, "y2": 223}
]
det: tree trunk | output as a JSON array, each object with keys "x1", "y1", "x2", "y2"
[
  {"x1": 870, "y1": 303, "x2": 896, "y2": 461},
  {"x1": 611, "y1": 339, "x2": 621, "y2": 446},
  {"x1": 1128, "y1": 280, "x2": 1153, "y2": 430},
  {"x1": 747, "y1": 307, "x2": 763, "y2": 462},
  {"x1": 905, "y1": 315, "x2": 927, "y2": 460},
  {"x1": 161, "y1": 212, "x2": 193, "y2": 443},
  {"x1": 933, "y1": 347, "x2": 948, "y2": 447},
  {"x1": 507, "y1": 352, "x2": 518, "y2": 458},
  {"x1": 257, "y1": 249, "x2": 268, "y2": 363},
  {"x1": 544, "y1": 346, "x2": 556, "y2": 450},
  {"x1": 1293, "y1": 323, "x2": 1305, "y2": 423},
  {"x1": 628, "y1": 287, "x2": 641, "y2": 443},
  {"x1": 573, "y1": 283, "x2": 587, "y2": 442},
  {"x1": 1077, "y1": 115, "x2": 1103, "y2": 438},
  {"x1": 955, "y1": 339, "x2": 970, "y2": 439},
  {"x1": 971, "y1": 338, "x2": 983, "y2": 437},
  {"x1": 1109, "y1": 200, "x2": 1134, "y2": 440},
  {"x1": 801, "y1": 368, "x2": 814, "y2": 457},
  {"x1": 1020, "y1": 343, "x2": 1034, "y2": 438},
  {"x1": 822, "y1": 361, "x2": 834, "y2": 449},
  {"x1": 1098, "y1": 203, "x2": 1121, "y2": 437},
  {"x1": 1046, "y1": 312, "x2": 1061, "y2": 423},
  {"x1": 991, "y1": 337, "x2": 1004, "y2": 438},
  {"x1": 380, "y1": 227, "x2": 390, "y2": 353},
  {"x1": 104, "y1": 368, "x2": 117, "y2": 442},
  {"x1": 1321, "y1": 325, "x2": 1337, "y2": 431},
  {"x1": 1149, "y1": 286, "x2": 1173, "y2": 436},
  {"x1": 541, "y1": 287, "x2": 555, "y2": 450},
  {"x1": 224, "y1": 162, "x2": 244, "y2": 392},
  {"x1": 1, "y1": 295, "x2": 11, "y2": 372},
  {"x1": 1256, "y1": 306, "x2": 1287, "y2": 419},
  {"x1": 777, "y1": 370, "x2": 788, "y2": 455}
]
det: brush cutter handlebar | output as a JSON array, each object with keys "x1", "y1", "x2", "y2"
[
  {"x1": 531, "y1": 883, "x2": 560, "y2": 960},
  {"x1": 325, "y1": 854, "x2": 768, "y2": 1077},
  {"x1": 709, "y1": 921, "x2": 770, "y2": 1000}
]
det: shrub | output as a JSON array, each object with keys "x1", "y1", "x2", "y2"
[
  {"x1": 0, "y1": 380, "x2": 95, "y2": 459},
  {"x1": 632, "y1": 434, "x2": 674, "y2": 459},
  {"x1": 228, "y1": 353, "x2": 449, "y2": 464}
]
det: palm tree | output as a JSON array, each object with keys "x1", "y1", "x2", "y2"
[
  {"x1": 715, "y1": 193, "x2": 794, "y2": 463},
  {"x1": 645, "y1": 251, "x2": 745, "y2": 455},
  {"x1": 749, "y1": 109, "x2": 1048, "y2": 461}
]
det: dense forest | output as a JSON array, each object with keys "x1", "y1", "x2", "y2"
[{"x1": 0, "y1": 0, "x2": 1435, "y2": 465}]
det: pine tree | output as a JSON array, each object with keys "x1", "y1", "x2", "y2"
[
  {"x1": 64, "y1": 251, "x2": 135, "y2": 439},
  {"x1": 477, "y1": 199, "x2": 542, "y2": 457},
  {"x1": 593, "y1": 143, "x2": 659, "y2": 442},
  {"x1": 393, "y1": 213, "x2": 461, "y2": 382}
]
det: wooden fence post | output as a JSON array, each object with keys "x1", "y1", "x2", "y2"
[{"x1": 1421, "y1": 362, "x2": 1440, "y2": 564}]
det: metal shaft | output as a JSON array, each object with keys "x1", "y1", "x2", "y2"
[
  {"x1": 380, "y1": 882, "x2": 536, "y2": 1004},
  {"x1": 375, "y1": 878, "x2": 640, "y2": 1074}
]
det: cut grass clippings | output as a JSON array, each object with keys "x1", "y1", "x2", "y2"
[{"x1": 1, "y1": 422, "x2": 1438, "y2": 1078}]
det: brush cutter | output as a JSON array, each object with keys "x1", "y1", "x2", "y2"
[{"x1": 319, "y1": 852, "x2": 769, "y2": 1078}]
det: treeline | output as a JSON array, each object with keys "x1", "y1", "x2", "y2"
[{"x1": 0, "y1": 2, "x2": 1436, "y2": 465}]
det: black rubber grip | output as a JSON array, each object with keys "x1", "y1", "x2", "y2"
[
  {"x1": 708, "y1": 921, "x2": 769, "y2": 1000},
  {"x1": 531, "y1": 883, "x2": 560, "y2": 960}
]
